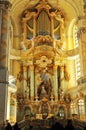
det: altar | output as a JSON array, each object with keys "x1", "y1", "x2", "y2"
[{"x1": 16, "y1": 0, "x2": 70, "y2": 121}]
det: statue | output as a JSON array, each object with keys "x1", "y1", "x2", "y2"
[
  {"x1": 24, "y1": 86, "x2": 29, "y2": 100},
  {"x1": 26, "y1": 86, "x2": 29, "y2": 99},
  {"x1": 64, "y1": 65, "x2": 70, "y2": 81},
  {"x1": 39, "y1": 85, "x2": 48, "y2": 99},
  {"x1": 37, "y1": 78, "x2": 52, "y2": 100},
  {"x1": 59, "y1": 88, "x2": 64, "y2": 100}
]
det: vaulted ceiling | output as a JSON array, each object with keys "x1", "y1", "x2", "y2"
[
  {"x1": 10, "y1": 0, "x2": 84, "y2": 20},
  {"x1": 9, "y1": 0, "x2": 85, "y2": 37}
]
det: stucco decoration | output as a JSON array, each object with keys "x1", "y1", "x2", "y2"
[{"x1": 36, "y1": 56, "x2": 52, "y2": 68}]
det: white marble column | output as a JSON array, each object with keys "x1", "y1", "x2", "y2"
[
  {"x1": 30, "y1": 65, "x2": 34, "y2": 100},
  {"x1": 0, "y1": 84, "x2": 8, "y2": 124},
  {"x1": 0, "y1": 0, "x2": 11, "y2": 124},
  {"x1": 27, "y1": 66, "x2": 30, "y2": 100},
  {"x1": 34, "y1": 72, "x2": 37, "y2": 99},
  {"x1": 51, "y1": 16, "x2": 54, "y2": 38},
  {"x1": 53, "y1": 65, "x2": 58, "y2": 101},
  {"x1": 60, "y1": 66, "x2": 64, "y2": 90},
  {"x1": 33, "y1": 16, "x2": 36, "y2": 38},
  {"x1": 23, "y1": 65, "x2": 27, "y2": 96},
  {"x1": 51, "y1": 74, "x2": 54, "y2": 96},
  {"x1": 10, "y1": 93, "x2": 17, "y2": 123},
  {"x1": 7, "y1": 91, "x2": 10, "y2": 120}
]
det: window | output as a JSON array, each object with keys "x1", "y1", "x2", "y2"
[
  {"x1": 74, "y1": 25, "x2": 79, "y2": 48},
  {"x1": 76, "y1": 55, "x2": 81, "y2": 79},
  {"x1": 70, "y1": 102, "x2": 78, "y2": 115},
  {"x1": 78, "y1": 99, "x2": 85, "y2": 115}
]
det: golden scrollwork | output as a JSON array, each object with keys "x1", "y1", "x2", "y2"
[{"x1": 36, "y1": 56, "x2": 52, "y2": 68}]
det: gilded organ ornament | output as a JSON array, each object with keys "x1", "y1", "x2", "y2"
[{"x1": 22, "y1": 0, "x2": 65, "y2": 49}]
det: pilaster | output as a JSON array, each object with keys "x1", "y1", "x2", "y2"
[
  {"x1": 60, "y1": 65, "x2": 64, "y2": 90},
  {"x1": 30, "y1": 65, "x2": 35, "y2": 100},
  {"x1": 23, "y1": 65, "x2": 27, "y2": 96},
  {"x1": 0, "y1": 0, "x2": 11, "y2": 124},
  {"x1": 51, "y1": 16, "x2": 54, "y2": 38},
  {"x1": 53, "y1": 65, "x2": 58, "y2": 101}
]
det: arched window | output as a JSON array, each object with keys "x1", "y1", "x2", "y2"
[
  {"x1": 75, "y1": 55, "x2": 81, "y2": 79},
  {"x1": 59, "y1": 106, "x2": 65, "y2": 119},
  {"x1": 24, "y1": 106, "x2": 31, "y2": 116},
  {"x1": 74, "y1": 25, "x2": 79, "y2": 48},
  {"x1": 70, "y1": 102, "x2": 78, "y2": 115},
  {"x1": 78, "y1": 99, "x2": 85, "y2": 115}
]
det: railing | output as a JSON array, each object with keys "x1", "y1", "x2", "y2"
[
  {"x1": 16, "y1": 119, "x2": 86, "y2": 130},
  {"x1": 18, "y1": 120, "x2": 30, "y2": 130},
  {"x1": 73, "y1": 120, "x2": 86, "y2": 130},
  {"x1": 77, "y1": 77, "x2": 86, "y2": 86}
]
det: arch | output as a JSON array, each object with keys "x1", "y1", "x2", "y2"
[
  {"x1": 58, "y1": 105, "x2": 66, "y2": 119},
  {"x1": 78, "y1": 98, "x2": 85, "y2": 114},
  {"x1": 23, "y1": 106, "x2": 31, "y2": 116},
  {"x1": 10, "y1": 17, "x2": 22, "y2": 49},
  {"x1": 67, "y1": 18, "x2": 78, "y2": 50}
]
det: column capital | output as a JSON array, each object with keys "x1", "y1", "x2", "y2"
[
  {"x1": 23, "y1": 65, "x2": 27, "y2": 72},
  {"x1": 60, "y1": 65, "x2": 64, "y2": 70},
  {"x1": 30, "y1": 65, "x2": 34, "y2": 71},
  {"x1": 54, "y1": 96, "x2": 58, "y2": 101},
  {"x1": 53, "y1": 65, "x2": 58, "y2": 70},
  {"x1": 0, "y1": 0, "x2": 11, "y2": 9}
]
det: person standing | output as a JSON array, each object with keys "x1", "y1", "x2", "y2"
[
  {"x1": 84, "y1": 125, "x2": 86, "y2": 130},
  {"x1": 65, "y1": 119, "x2": 75, "y2": 130},
  {"x1": 13, "y1": 122, "x2": 21, "y2": 130},
  {"x1": 5, "y1": 120, "x2": 12, "y2": 130},
  {"x1": 51, "y1": 119, "x2": 64, "y2": 130}
]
